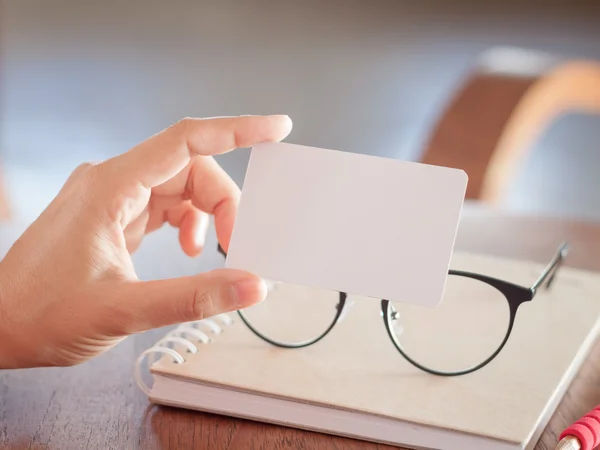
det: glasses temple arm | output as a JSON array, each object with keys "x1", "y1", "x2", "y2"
[{"x1": 530, "y1": 241, "x2": 570, "y2": 294}]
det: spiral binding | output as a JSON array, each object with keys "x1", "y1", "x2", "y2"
[{"x1": 134, "y1": 313, "x2": 234, "y2": 396}]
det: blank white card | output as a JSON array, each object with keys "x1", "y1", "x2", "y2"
[{"x1": 226, "y1": 142, "x2": 467, "y2": 307}]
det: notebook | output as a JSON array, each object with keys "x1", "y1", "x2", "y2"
[{"x1": 135, "y1": 250, "x2": 600, "y2": 450}]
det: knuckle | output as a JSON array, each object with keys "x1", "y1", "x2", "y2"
[
  {"x1": 233, "y1": 128, "x2": 243, "y2": 149},
  {"x1": 106, "y1": 184, "x2": 147, "y2": 227},
  {"x1": 185, "y1": 286, "x2": 217, "y2": 322},
  {"x1": 171, "y1": 117, "x2": 212, "y2": 154},
  {"x1": 59, "y1": 161, "x2": 103, "y2": 205},
  {"x1": 75, "y1": 162, "x2": 107, "y2": 191},
  {"x1": 76, "y1": 161, "x2": 102, "y2": 175},
  {"x1": 66, "y1": 162, "x2": 94, "y2": 185},
  {"x1": 74, "y1": 162, "x2": 93, "y2": 172},
  {"x1": 173, "y1": 117, "x2": 194, "y2": 136}
]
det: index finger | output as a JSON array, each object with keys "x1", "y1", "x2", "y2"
[{"x1": 112, "y1": 115, "x2": 293, "y2": 189}]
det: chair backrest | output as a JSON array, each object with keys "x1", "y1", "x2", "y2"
[{"x1": 420, "y1": 47, "x2": 600, "y2": 205}]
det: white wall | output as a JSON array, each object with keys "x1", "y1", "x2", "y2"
[{"x1": 1, "y1": 1, "x2": 600, "y2": 275}]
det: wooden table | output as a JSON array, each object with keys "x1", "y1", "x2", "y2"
[{"x1": 2, "y1": 206, "x2": 600, "y2": 450}]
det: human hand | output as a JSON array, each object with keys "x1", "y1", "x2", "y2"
[{"x1": 0, "y1": 115, "x2": 293, "y2": 368}]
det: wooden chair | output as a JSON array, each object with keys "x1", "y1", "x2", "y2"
[{"x1": 420, "y1": 46, "x2": 600, "y2": 205}]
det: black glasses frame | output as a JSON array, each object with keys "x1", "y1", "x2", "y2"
[{"x1": 217, "y1": 242, "x2": 569, "y2": 376}]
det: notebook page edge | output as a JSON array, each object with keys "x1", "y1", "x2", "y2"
[
  {"x1": 523, "y1": 311, "x2": 600, "y2": 450},
  {"x1": 149, "y1": 373, "x2": 522, "y2": 450}
]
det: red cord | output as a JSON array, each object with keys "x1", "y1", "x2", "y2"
[{"x1": 560, "y1": 406, "x2": 600, "y2": 450}]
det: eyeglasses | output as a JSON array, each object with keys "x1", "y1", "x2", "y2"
[{"x1": 217, "y1": 242, "x2": 569, "y2": 376}]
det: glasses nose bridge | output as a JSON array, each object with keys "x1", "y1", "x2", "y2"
[{"x1": 338, "y1": 296, "x2": 393, "y2": 324}]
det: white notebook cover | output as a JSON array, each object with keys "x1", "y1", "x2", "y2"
[{"x1": 135, "y1": 251, "x2": 600, "y2": 450}]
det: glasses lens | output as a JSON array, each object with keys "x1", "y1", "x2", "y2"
[
  {"x1": 387, "y1": 273, "x2": 511, "y2": 374},
  {"x1": 238, "y1": 281, "x2": 342, "y2": 346}
]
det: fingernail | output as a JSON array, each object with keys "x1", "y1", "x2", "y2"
[
  {"x1": 232, "y1": 278, "x2": 268, "y2": 308},
  {"x1": 268, "y1": 114, "x2": 293, "y2": 126}
]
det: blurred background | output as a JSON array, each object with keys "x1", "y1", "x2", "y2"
[{"x1": 1, "y1": 0, "x2": 600, "y2": 279}]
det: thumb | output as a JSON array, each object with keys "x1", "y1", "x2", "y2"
[{"x1": 114, "y1": 269, "x2": 267, "y2": 333}]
